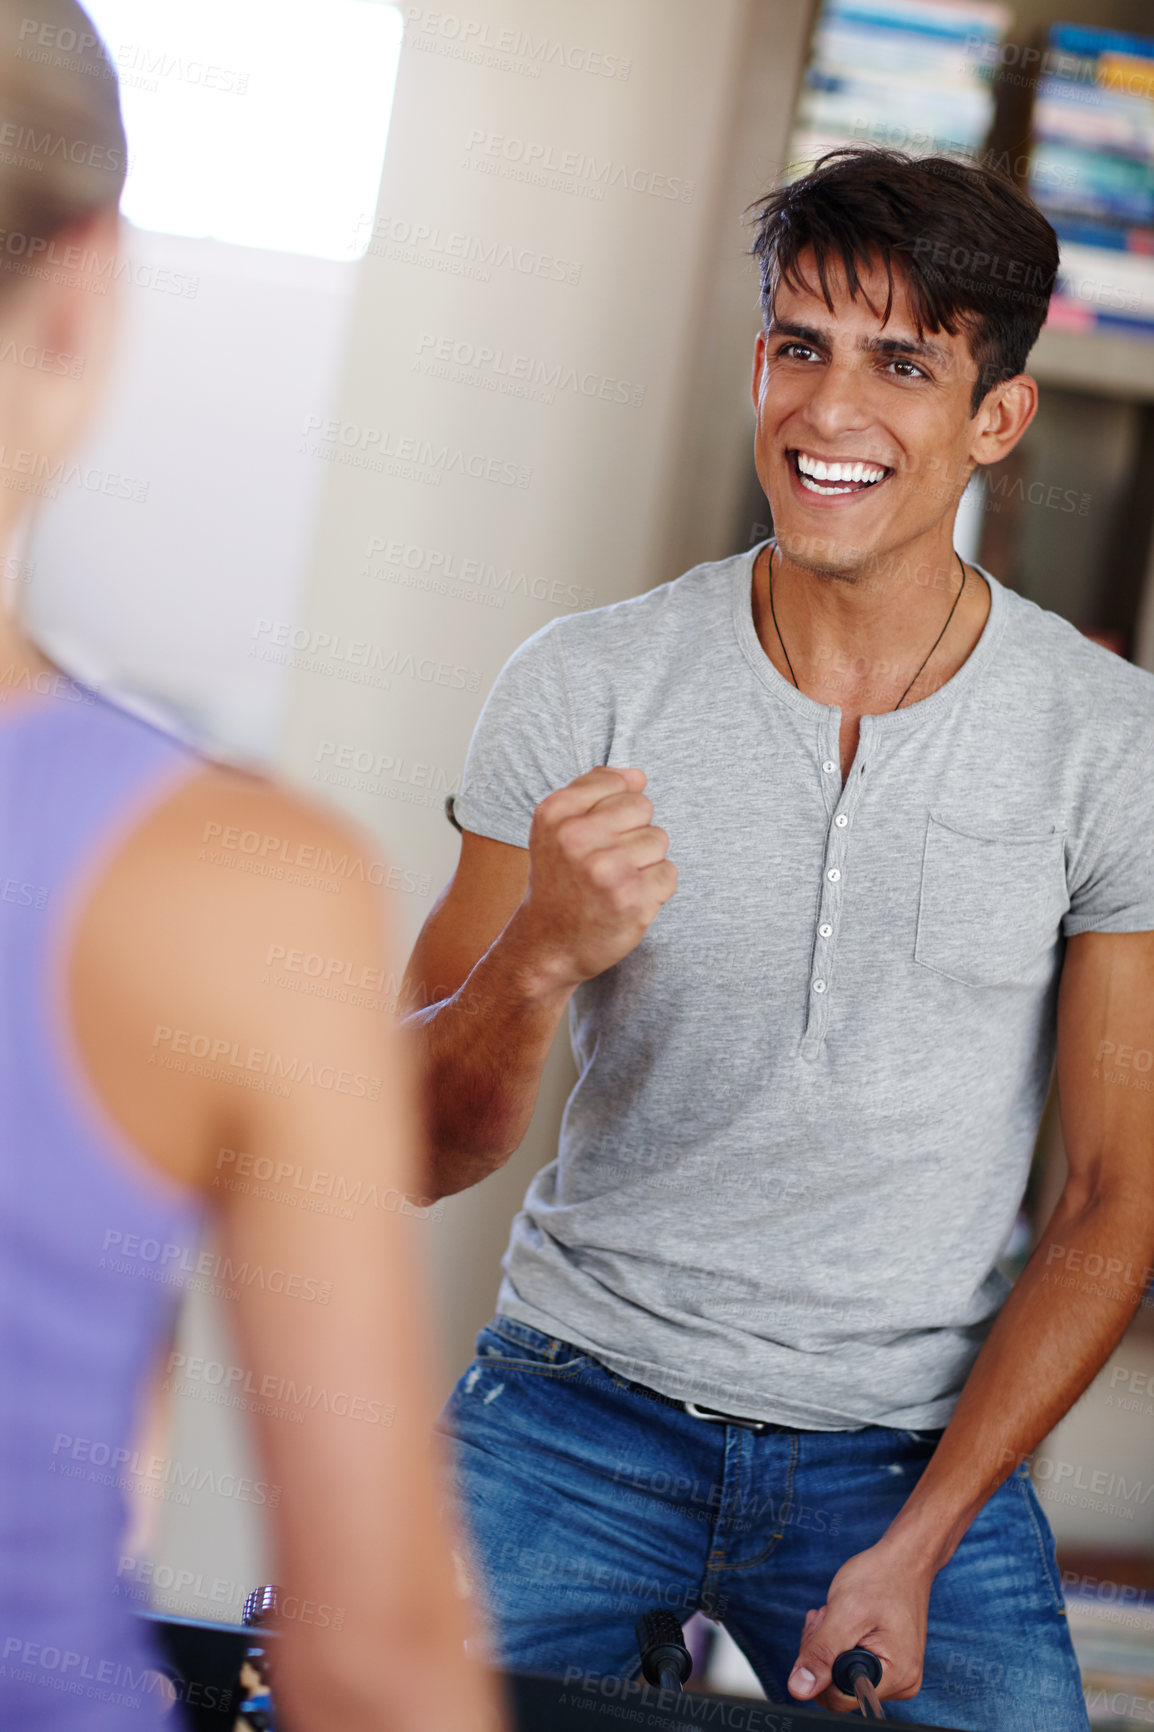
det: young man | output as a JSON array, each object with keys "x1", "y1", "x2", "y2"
[{"x1": 402, "y1": 149, "x2": 1154, "y2": 1730}]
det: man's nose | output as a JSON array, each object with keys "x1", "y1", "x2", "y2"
[{"x1": 799, "y1": 359, "x2": 874, "y2": 442}]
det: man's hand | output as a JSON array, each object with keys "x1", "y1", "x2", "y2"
[
  {"x1": 516, "y1": 766, "x2": 677, "y2": 989},
  {"x1": 787, "y1": 1539, "x2": 932, "y2": 1712}
]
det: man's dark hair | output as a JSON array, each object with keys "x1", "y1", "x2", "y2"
[{"x1": 748, "y1": 147, "x2": 1060, "y2": 413}]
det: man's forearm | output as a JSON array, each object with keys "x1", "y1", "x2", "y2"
[
  {"x1": 878, "y1": 1184, "x2": 1154, "y2": 1577},
  {"x1": 402, "y1": 908, "x2": 576, "y2": 1200}
]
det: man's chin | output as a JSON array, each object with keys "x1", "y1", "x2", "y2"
[{"x1": 773, "y1": 526, "x2": 880, "y2": 582}]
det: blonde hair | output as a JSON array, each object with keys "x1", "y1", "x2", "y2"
[{"x1": 0, "y1": 0, "x2": 125, "y2": 264}]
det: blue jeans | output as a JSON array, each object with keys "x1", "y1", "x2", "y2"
[{"x1": 435, "y1": 1316, "x2": 1090, "y2": 1732}]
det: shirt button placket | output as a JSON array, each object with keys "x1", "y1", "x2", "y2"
[
  {"x1": 815, "y1": 742, "x2": 852, "y2": 1032},
  {"x1": 807, "y1": 751, "x2": 845, "y2": 1018}
]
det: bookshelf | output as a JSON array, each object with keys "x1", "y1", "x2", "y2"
[
  {"x1": 1026, "y1": 23, "x2": 1154, "y2": 340},
  {"x1": 787, "y1": 0, "x2": 1011, "y2": 175},
  {"x1": 1029, "y1": 324, "x2": 1154, "y2": 398}
]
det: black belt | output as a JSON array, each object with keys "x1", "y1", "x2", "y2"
[{"x1": 621, "y1": 1373, "x2": 774, "y2": 1434}]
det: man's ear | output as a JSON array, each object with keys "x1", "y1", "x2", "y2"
[
  {"x1": 969, "y1": 373, "x2": 1039, "y2": 470},
  {"x1": 752, "y1": 330, "x2": 767, "y2": 414}
]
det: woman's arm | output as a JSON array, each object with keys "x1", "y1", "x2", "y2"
[{"x1": 70, "y1": 765, "x2": 508, "y2": 1732}]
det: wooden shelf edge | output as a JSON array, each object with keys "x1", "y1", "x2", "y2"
[{"x1": 1028, "y1": 326, "x2": 1154, "y2": 402}]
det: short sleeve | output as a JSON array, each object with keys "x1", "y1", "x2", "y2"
[
  {"x1": 448, "y1": 622, "x2": 582, "y2": 849},
  {"x1": 1063, "y1": 718, "x2": 1154, "y2": 936}
]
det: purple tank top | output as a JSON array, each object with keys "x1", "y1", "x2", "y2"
[{"x1": 0, "y1": 679, "x2": 207, "y2": 1728}]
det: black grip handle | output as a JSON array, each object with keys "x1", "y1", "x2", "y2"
[
  {"x1": 242, "y1": 1584, "x2": 280, "y2": 1627},
  {"x1": 635, "y1": 1609, "x2": 692, "y2": 1689},
  {"x1": 831, "y1": 1646, "x2": 883, "y2": 1695}
]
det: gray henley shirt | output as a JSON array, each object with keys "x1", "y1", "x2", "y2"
[{"x1": 448, "y1": 540, "x2": 1154, "y2": 1430}]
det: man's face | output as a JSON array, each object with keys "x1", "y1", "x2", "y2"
[{"x1": 752, "y1": 249, "x2": 986, "y2": 579}]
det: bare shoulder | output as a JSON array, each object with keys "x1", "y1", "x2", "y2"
[
  {"x1": 85, "y1": 758, "x2": 392, "y2": 967},
  {"x1": 68, "y1": 759, "x2": 398, "y2": 1191},
  {"x1": 140, "y1": 758, "x2": 391, "y2": 920}
]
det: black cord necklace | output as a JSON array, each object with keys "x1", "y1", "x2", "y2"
[{"x1": 766, "y1": 542, "x2": 967, "y2": 712}]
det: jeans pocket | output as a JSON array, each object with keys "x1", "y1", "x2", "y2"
[
  {"x1": 1014, "y1": 1468, "x2": 1068, "y2": 1614},
  {"x1": 474, "y1": 1315, "x2": 592, "y2": 1375}
]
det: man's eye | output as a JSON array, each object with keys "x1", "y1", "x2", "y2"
[
  {"x1": 778, "y1": 342, "x2": 818, "y2": 361},
  {"x1": 889, "y1": 359, "x2": 927, "y2": 379}
]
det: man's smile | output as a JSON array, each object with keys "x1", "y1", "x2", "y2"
[{"x1": 787, "y1": 448, "x2": 894, "y2": 498}]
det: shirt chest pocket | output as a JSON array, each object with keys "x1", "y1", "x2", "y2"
[{"x1": 914, "y1": 812, "x2": 1069, "y2": 987}]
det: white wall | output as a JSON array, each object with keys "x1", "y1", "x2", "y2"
[
  {"x1": 273, "y1": 0, "x2": 773, "y2": 1392},
  {"x1": 24, "y1": 225, "x2": 360, "y2": 760}
]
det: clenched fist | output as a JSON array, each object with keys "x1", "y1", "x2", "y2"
[{"x1": 518, "y1": 767, "x2": 677, "y2": 989}]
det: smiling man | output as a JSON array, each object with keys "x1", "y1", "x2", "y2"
[{"x1": 402, "y1": 149, "x2": 1154, "y2": 1729}]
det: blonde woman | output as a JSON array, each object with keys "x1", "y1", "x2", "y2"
[{"x1": 0, "y1": 4, "x2": 504, "y2": 1729}]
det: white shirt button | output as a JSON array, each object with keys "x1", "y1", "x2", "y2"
[
  {"x1": 827, "y1": 867, "x2": 841, "y2": 881},
  {"x1": 819, "y1": 923, "x2": 832, "y2": 937},
  {"x1": 812, "y1": 978, "x2": 826, "y2": 993},
  {"x1": 835, "y1": 814, "x2": 848, "y2": 828},
  {"x1": 822, "y1": 760, "x2": 836, "y2": 774}
]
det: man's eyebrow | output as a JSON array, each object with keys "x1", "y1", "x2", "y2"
[
  {"x1": 767, "y1": 318, "x2": 951, "y2": 368},
  {"x1": 766, "y1": 319, "x2": 829, "y2": 347},
  {"x1": 864, "y1": 333, "x2": 951, "y2": 367}
]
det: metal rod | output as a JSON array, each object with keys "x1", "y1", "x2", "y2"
[{"x1": 853, "y1": 1674, "x2": 885, "y2": 1719}]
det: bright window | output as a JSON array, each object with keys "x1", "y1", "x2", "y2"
[{"x1": 82, "y1": 0, "x2": 402, "y2": 260}]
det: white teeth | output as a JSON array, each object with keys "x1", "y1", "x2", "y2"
[
  {"x1": 799, "y1": 473, "x2": 854, "y2": 494},
  {"x1": 795, "y1": 451, "x2": 887, "y2": 486}
]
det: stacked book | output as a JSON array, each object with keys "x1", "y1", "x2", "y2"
[
  {"x1": 1065, "y1": 1588, "x2": 1154, "y2": 1730},
  {"x1": 1029, "y1": 25, "x2": 1154, "y2": 338},
  {"x1": 788, "y1": 0, "x2": 1011, "y2": 177}
]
